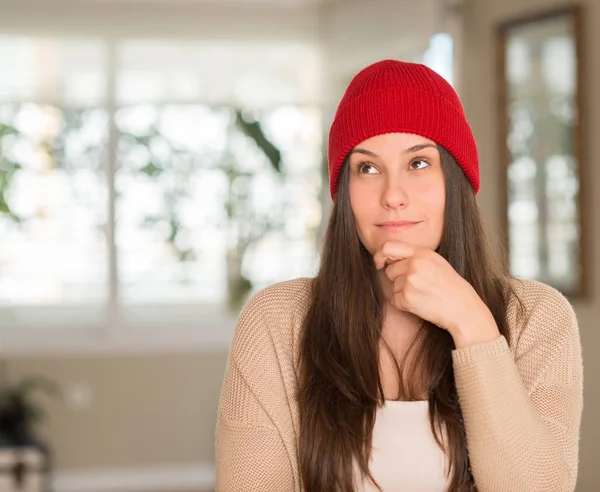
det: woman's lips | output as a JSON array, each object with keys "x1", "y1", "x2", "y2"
[{"x1": 377, "y1": 221, "x2": 421, "y2": 231}]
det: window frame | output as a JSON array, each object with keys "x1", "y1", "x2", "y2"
[{"x1": 0, "y1": 37, "x2": 322, "y2": 355}]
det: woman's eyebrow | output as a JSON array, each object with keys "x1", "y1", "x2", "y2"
[
  {"x1": 404, "y1": 143, "x2": 437, "y2": 153},
  {"x1": 349, "y1": 148, "x2": 378, "y2": 158},
  {"x1": 350, "y1": 143, "x2": 437, "y2": 158}
]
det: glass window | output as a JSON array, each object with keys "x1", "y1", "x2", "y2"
[
  {"x1": 501, "y1": 10, "x2": 583, "y2": 295},
  {"x1": 0, "y1": 104, "x2": 109, "y2": 310},
  {"x1": 0, "y1": 36, "x2": 323, "y2": 328}
]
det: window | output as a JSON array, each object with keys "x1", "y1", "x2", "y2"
[
  {"x1": 422, "y1": 32, "x2": 454, "y2": 86},
  {"x1": 497, "y1": 7, "x2": 585, "y2": 297},
  {"x1": 0, "y1": 37, "x2": 323, "y2": 334}
]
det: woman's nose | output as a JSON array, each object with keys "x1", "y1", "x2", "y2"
[{"x1": 381, "y1": 176, "x2": 409, "y2": 209}]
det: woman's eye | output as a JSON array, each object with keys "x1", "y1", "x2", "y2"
[
  {"x1": 410, "y1": 159, "x2": 430, "y2": 170},
  {"x1": 357, "y1": 163, "x2": 378, "y2": 174}
]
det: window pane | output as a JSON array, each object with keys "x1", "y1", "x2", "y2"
[
  {"x1": 422, "y1": 32, "x2": 453, "y2": 86},
  {"x1": 0, "y1": 104, "x2": 109, "y2": 314},
  {"x1": 114, "y1": 104, "x2": 321, "y2": 314},
  {"x1": 0, "y1": 37, "x2": 107, "y2": 106},
  {"x1": 116, "y1": 40, "x2": 321, "y2": 107},
  {"x1": 242, "y1": 106, "x2": 322, "y2": 285},
  {"x1": 504, "y1": 15, "x2": 581, "y2": 293},
  {"x1": 115, "y1": 104, "x2": 230, "y2": 307}
]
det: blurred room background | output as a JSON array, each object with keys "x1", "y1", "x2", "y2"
[{"x1": 0, "y1": 0, "x2": 597, "y2": 490}]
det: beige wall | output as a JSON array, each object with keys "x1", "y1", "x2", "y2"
[
  {"x1": 462, "y1": 0, "x2": 599, "y2": 489},
  {"x1": 5, "y1": 351, "x2": 228, "y2": 469}
]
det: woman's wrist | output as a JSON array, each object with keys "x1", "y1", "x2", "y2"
[{"x1": 449, "y1": 304, "x2": 501, "y2": 349}]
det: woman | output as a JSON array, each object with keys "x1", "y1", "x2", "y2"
[{"x1": 215, "y1": 60, "x2": 583, "y2": 492}]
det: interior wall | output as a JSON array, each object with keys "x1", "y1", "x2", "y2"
[
  {"x1": 0, "y1": 0, "x2": 320, "y2": 40},
  {"x1": 5, "y1": 351, "x2": 229, "y2": 469},
  {"x1": 461, "y1": 0, "x2": 599, "y2": 490}
]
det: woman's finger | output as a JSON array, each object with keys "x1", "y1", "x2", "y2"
[
  {"x1": 373, "y1": 241, "x2": 417, "y2": 269},
  {"x1": 391, "y1": 274, "x2": 407, "y2": 295},
  {"x1": 384, "y1": 257, "x2": 409, "y2": 282}
]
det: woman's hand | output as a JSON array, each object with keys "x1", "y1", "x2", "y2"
[{"x1": 373, "y1": 241, "x2": 501, "y2": 349}]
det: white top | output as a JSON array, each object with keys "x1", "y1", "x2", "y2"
[{"x1": 358, "y1": 400, "x2": 450, "y2": 492}]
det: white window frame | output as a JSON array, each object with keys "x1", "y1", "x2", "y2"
[{"x1": 0, "y1": 38, "x2": 247, "y2": 355}]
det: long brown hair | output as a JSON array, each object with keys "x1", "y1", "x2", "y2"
[{"x1": 297, "y1": 146, "x2": 520, "y2": 492}]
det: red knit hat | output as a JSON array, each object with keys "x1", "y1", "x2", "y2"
[{"x1": 327, "y1": 60, "x2": 479, "y2": 198}]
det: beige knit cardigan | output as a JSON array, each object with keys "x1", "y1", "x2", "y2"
[{"x1": 216, "y1": 277, "x2": 583, "y2": 491}]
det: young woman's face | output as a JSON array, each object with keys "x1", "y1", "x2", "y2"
[{"x1": 348, "y1": 132, "x2": 446, "y2": 255}]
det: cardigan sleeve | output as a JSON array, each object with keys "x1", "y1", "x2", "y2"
[
  {"x1": 215, "y1": 360, "x2": 296, "y2": 491},
  {"x1": 215, "y1": 290, "x2": 298, "y2": 492},
  {"x1": 452, "y1": 283, "x2": 583, "y2": 492}
]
